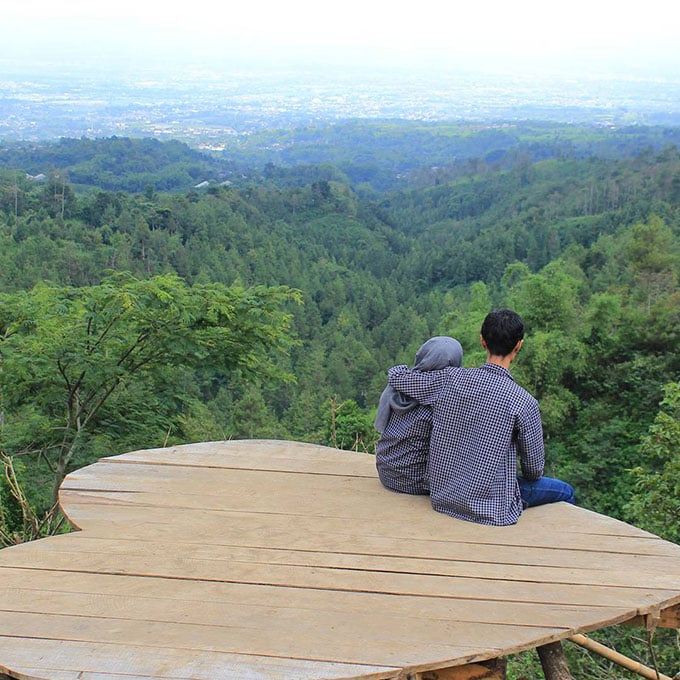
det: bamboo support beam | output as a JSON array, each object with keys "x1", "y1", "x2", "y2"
[{"x1": 568, "y1": 634, "x2": 674, "y2": 680}]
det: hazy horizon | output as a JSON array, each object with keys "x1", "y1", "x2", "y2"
[
  {"x1": 3, "y1": 0, "x2": 680, "y2": 80},
  {"x1": 3, "y1": 0, "x2": 680, "y2": 142}
]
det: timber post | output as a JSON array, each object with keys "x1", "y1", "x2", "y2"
[
  {"x1": 537, "y1": 641, "x2": 573, "y2": 680},
  {"x1": 407, "y1": 658, "x2": 506, "y2": 679},
  {"x1": 623, "y1": 604, "x2": 680, "y2": 629}
]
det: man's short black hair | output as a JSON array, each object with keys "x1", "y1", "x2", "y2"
[{"x1": 481, "y1": 309, "x2": 524, "y2": 357}]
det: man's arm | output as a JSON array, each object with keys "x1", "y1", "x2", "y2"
[
  {"x1": 387, "y1": 365, "x2": 450, "y2": 406},
  {"x1": 516, "y1": 399, "x2": 545, "y2": 480}
]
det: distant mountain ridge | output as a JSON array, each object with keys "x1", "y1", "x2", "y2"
[
  {"x1": 2, "y1": 122, "x2": 680, "y2": 194},
  {"x1": 0, "y1": 136, "x2": 230, "y2": 193}
]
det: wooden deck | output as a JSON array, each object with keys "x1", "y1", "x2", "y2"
[{"x1": 1, "y1": 439, "x2": 679, "y2": 680}]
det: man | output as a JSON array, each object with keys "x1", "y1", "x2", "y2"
[{"x1": 387, "y1": 309, "x2": 574, "y2": 526}]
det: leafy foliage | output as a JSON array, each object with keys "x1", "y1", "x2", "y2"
[
  {"x1": 625, "y1": 382, "x2": 680, "y2": 543},
  {"x1": 1, "y1": 126, "x2": 680, "y2": 672},
  {"x1": 325, "y1": 397, "x2": 378, "y2": 453},
  {"x1": 1, "y1": 129, "x2": 680, "y2": 535},
  {"x1": 0, "y1": 137, "x2": 226, "y2": 192},
  {"x1": 0, "y1": 452, "x2": 66, "y2": 546},
  {"x1": 0, "y1": 273, "x2": 299, "y2": 513}
]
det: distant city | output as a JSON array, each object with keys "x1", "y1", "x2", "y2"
[{"x1": 2, "y1": 61, "x2": 680, "y2": 147}]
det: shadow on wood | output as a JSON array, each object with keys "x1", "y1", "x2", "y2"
[{"x1": 414, "y1": 658, "x2": 506, "y2": 679}]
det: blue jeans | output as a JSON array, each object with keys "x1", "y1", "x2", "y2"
[{"x1": 518, "y1": 476, "x2": 575, "y2": 509}]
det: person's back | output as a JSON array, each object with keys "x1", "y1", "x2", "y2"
[
  {"x1": 426, "y1": 363, "x2": 542, "y2": 524},
  {"x1": 375, "y1": 399, "x2": 436, "y2": 495},
  {"x1": 375, "y1": 336, "x2": 463, "y2": 495},
  {"x1": 387, "y1": 309, "x2": 573, "y2": 526}
]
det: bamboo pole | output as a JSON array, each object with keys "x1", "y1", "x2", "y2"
[{"x1": 568, "y1": 634, "x2": 673, "y2": 680}]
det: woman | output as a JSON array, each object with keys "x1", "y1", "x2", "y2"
[{"x1": 375, "y1": 336, "x2": 463, "y2": 494}]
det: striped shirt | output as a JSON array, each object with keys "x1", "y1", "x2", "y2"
[{"x1": 387, "y1": 362, "x2": 544, "y2": 526}]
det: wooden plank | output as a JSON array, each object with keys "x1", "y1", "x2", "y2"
[
  {"x1": 7, "y1": 672, "x2": 396, "y2": 680},
  {"x1": 0, "y1": 601, "x2": 535, "y2": 665},
  {"x1": 2, "y1": 440, "x2": 680, "y2": 680},
  {"x1": 59, "y1": 472, "x2": 388, "y2": 518},
  {"x1": 0, "y1": 610, "x2": 515, "y2": 669},
  {"x1": 45, "y1": 519, "x2": 680, "y2": 581},
  {"x1": 57, "y1": 470, "x2": 651, "y2": 547},
  {"x1": 60, "y1": 472, "x2": 408, "y2": 521},
  {"x1": 66, "y1": 466, "x2": 677, "y2": 548},
  {"x1": 622, "y1": 603, "x2": 680, "y2": 628},
  {"x1": 103, "y1": 439, "x2": 378, "y2": 474},
  {"x1": 55, "y1": 481, "x2": 679, "y2": 556},
  {"x1": 0, "y1": 568, "x2": 635, "y2": 630},
  {"x1": 69, "y1": 450, "x2": 379, "y2": 480},
  {"x1": 3, "y1": 546, "x2": 678, "y2": 610},
  {"x1": 0, "y1": 585, "x2": 622, "y2": 646},
  {"x1": 22, "y1": 528, "x2": 679, "y2": 571},
  {"x1": 12, "y1": 535, "x2": 680, "y2": 591},
  {"x1": 1, "y1": 669, "x2": 87, "y2": 680},
  {"x1": 15, "y1": 536, "x2": 680, "y2": 589},
  {"x1": 65, "y1": 446, "x2": 663, "y2": 536},
  {"x1": 0, "y1": 637, "x2": 398, "y2": 680},
  {"x1": 88, "y1": 445, "x2": 665, "y2": 536},
  {"x1": 58, "y1": 493, "x2": 680, "y2": 559}
]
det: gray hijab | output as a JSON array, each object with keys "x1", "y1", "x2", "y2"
[{"x1": 375, "y1": 336, "x2": 464, "y2": 433}]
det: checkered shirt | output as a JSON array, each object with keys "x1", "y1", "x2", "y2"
[
  {"x1": 376, "y1": 403, "x2": 433, "y2": 495},
  {"x1": 387, "y1": 362, "x2": 544, "y2": 526}
]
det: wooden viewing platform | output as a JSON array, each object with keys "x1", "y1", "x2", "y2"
[{"x1": 1, "y1": 439, "x2": 679, "y2": 680}]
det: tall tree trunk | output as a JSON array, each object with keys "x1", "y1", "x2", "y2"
[{"x1": 537, "y1": 641, "x2": 573, "y2": 680}]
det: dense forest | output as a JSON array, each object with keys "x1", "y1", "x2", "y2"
[{"x1": 1, "y1": 123, "x2": 679, "y2": 676}]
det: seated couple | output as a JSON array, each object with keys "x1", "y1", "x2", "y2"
[{"x1": 375, "y1": 309, "x2": 575, "y2": 527}]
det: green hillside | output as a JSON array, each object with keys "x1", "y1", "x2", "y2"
[{"x1": 1, "y1": 126, "x2": 680, "y2": 675}]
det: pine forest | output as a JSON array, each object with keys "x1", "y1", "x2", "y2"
[{"x1": 1, "y1": 122, "x2": 679, "y2": 675}]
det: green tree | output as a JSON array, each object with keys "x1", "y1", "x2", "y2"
[
  {"x1": 0, "y1": 453, "x2": 28, "y2": 542},
  {"x1": 622, "y1": 216, "x2": 679, "y2": 354},
  {"x1": 228, "y1": 381, "x2": 290, "y2": 440},
  {"x1": 627, "y1": 215, "x2": 677, "y2": 312},
  {"x1": 1, "y1": 451, "x2": 67, "y2": 546},
  {"x1": 625, "y1": 382, "x2": 680, "y2": 544},
  {"x1": 501, "y1": 261, "x2": 589, "y2": 428},
  {"x1": 442, "y1": 280, "x2": 491, "y2": 366},
  {"x1": 0, "y1": 272, "x2": 299, "y2": 515},
  {"x1": 505, "y1": 259, "x2": 583, "y2": 334},
  {"x1": 41, "y1": 171, "x2": 77, "y2": 220},
  {"x1": 325, "y1": 397, "x2": 377, "y2": 453}
]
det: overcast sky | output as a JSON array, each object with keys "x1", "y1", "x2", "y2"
[{"x1": 3, "y1": 0, "x2": 679, "y2": 76}]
